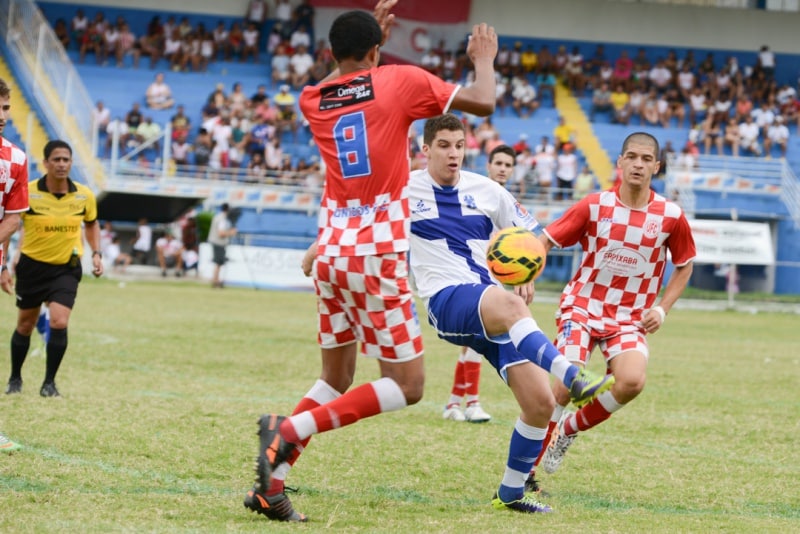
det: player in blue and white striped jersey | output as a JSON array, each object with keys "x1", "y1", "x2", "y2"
[{"x1": 408, "y1": 114, "x2": 614, "y2": 514}]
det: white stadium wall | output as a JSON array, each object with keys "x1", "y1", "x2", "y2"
[{"x1": 39, "y1": 0, "x2": 800, "y2": 53}]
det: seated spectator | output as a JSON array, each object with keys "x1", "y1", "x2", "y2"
[
  {"x1": 137, "y1": 116, "x2": 163, "y2": 152},
  {"x1": 610, "y1": 84, "x2": 631, "y2": 125},
  {"x1": 511, "y1": 76, "x2": 538, "y2": 119},
  {"x1": 763, "y1": 115, "x2": 789, "y2": 157},
  {"x1": 265, "y1": 136, "x2": 283, "y2": 171},
  {"x1": 552, "y1": 116, "x2": 575, "y2": 152},
  {"x1": 146, "y1": 73, "x2": 175, "y2": 110},
  {"x1": 738, "y1": 115, "x2": 762, "y2": 156},
  {"x1": 641, "y1": 88, "x2": 660, "y2": 126},
  {"x1": 420, "y1": 48, "x2": 442, "y2": 78},
  {"x1": 212, "y1": 20, "x2": 230, "y2": 60},
  {"x1": 494, "y1": 74, "x2": 509, "y2": 116},
  {"x1": 54, "y1": 18, "x2": 70, "y2": 49},
  {"x1": 170, "y1": 104, "x2": 191, "y2": 140},
  {"x1": 573, "y1": 165, "x2": 596, "y2": 200},
  {"x1": 290, "y1": 44, "x2": 314, "y2": 89},
  {"x1": 199, "y1": 30, "x2": 215, "y2": 72},
  {"x1": 105, "y1": 235, "x2": 132, "y2": 273},
  {"x1": 274, "y1": 85, "x2": 298, "y2": 139},
  {"x1": 701, "y1": 113, "x2": 723, "y2": 155},
  {"x1": 228, "y1": 82, "x2": 249, "y2": 114},
  {"x1": 192, "y1": 128, "x2": 213, "y2": 171},
  {"x1": 105, "y1": 117, "x2": 129, "y2": 153},
  {"x1": 138, "y1": 29, "x2": 163, "y2": 69},
  {"x1": 589, "y1": 82, "x2": 613, "y2": 121},
  {"x1": 628, "y1": 84, "x2": 645, "y2": 124},
  {"x1": 534, "y1": 135, "x2": 555, "y2": 156},
  {"x1": 99, "y1": 20, "x2": 120, "y2": 65},
  {"x1": 536, "y1": 67, "x2": 557, "y2": 105},
  {"x1": 648, "y1": 58, "x2": 673, "y2": 93},
  {"x1": 289, "y1": 24, "x2": 311, "y2": 51},
  {"x1": 520, "y1": 45, "x2": 537, "y2": 75},
  {"x1": 241, "y1": 21, "x2": 260, "y2": 63},
  {"x1": 78, "y1": 21, "x2": 103, "y2": 64},
  {"x1": 92, "y1": 100, "x2": 111, "y2": 132},
  {"x1": 751, "y1": 102, "x2": 775, "y2": 134},
  {"x1": 611, "y1": 49, "x2": 633, "y2": 92},
  {"x1": 665, "y1": 87, "x2": 686, "y2": 127},
  {"x1": 155, "y1": 232, "x2": 185, "y2": 277},
  {"x1": 116, "y1": 22, "x2": 140, "y2": 68},
  {"x1": 124, "y1": 102, "x2": 144, "y2": 145},
  {"x1": 71, "y1": 9, "x2": 89, "y2": 48},
  {"x1": 564, "y1": 46, "x2": 585, "y2": 95},
  {"x1": 676, "y1": 63, "x2": 696, "y2": 102},
  {"x1": 227, "y1": 22, "x2": 244, "y2": 60},
  {"x1": 247, "y1": 151, "x2": 268, "y2": 183},
  {"x1": 722, "y1": 117, "x2": 740, "y2": 157},
  {"x1": 688, "y1": 86, "x2": 709, "y2": 125},
  {"x1": 171, "y1": 131, "x2": 192, "y2": 167},
  {"x1": 712, "y1": 90, "x2": 733, "y2": 125},
  {"x1": 271, "y1": 44, "x2": 291, "y2": 87}
]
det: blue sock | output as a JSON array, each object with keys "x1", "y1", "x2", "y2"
[
  {"x1": 509, "y1": 318, "x2": 578, "y2": 386},
  {"x1": 497, "y1": 419, "x2": 546, "y2": 503}
]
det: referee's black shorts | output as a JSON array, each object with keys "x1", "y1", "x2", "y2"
[{"x1": 15, "y1": 253, "x2": 83, "y2": 310}]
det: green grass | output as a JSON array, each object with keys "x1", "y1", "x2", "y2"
[{"x1": 1, "y1": 279, "x2": 798, "y2": 533}]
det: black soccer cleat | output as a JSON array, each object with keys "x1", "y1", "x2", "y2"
[
  {"x1": 40, "y1": 381, "x2": 61, "y2": 398},
  {"x1": 244, "y1": 487, "x2": 307, "y2": 522},
  {"x1": 255, "y1": 414, "x2": 296, "y2": 492}
]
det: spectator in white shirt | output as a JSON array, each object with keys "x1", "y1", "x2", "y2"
[
  {"x1": 738, "y1": 115, "x2": 762, "y2": 156},
  {"x1": 290, "y1": 45, "x2": 314, "y2": 89},
  {"x1": 764, "y1": 115, "x2": 789, "y2": 157}
]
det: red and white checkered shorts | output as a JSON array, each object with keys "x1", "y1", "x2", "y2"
[
  {"x1": 314, "y1": 252, "x2": 424, "y2": 361},
  {"x1": 556, "y1": 312, "x2": 649, "y2": 365}
]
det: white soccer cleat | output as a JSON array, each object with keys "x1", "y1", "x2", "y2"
[
  {"x1": 442, "y1": 404, "x2": 466, "y2": 422},
  {"x1": 464, "y1": 403, "x2": 492, "y2": 423},
  {"x1": 542, "y1": 411, "x2": 577, "y2": 474}
]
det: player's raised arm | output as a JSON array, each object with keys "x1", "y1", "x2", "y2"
[{"x1": 451, "y1": 23, "x2": 498, "y2": 116}]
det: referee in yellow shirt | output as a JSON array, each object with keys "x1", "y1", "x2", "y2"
[{"x1": 1, "y1": 140, "x2": 103, "y2": 397}]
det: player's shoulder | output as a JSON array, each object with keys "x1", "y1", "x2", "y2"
[
  {"x1": 72, "y1": 180, "x2": 96, "y2": 198},
  {"x1": 651, "y1": 190, "x2": 685, "y2": 217}
]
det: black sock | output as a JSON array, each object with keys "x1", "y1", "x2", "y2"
[
  {"x1": 45, "y1": 328, "x2": 68, "y2": 384},
  {"x1": 10, "y1": 330, "x2": 30, "y2": 381}
]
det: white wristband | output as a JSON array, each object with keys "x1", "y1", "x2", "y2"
[{"x1": 652, "y1": 305, "x2": 666, "y2": 324}]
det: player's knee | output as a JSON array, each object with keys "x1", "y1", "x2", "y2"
[
  {"x1": 403, "y1": 381, "x2": 425, "y2": 405},
  {"x1": 552, "y1": 381, "x2": 572, "y2": 407},
  {"x1": 614, "y1": 372, "x2": 646, "y2": 402}
]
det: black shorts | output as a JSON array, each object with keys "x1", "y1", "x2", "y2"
[
  {"x1": 15, "y1": 254, "x2": 82, "y2": 310},
  {"x1": 212, "y1": 244, "x2": 227, "y2": 266}
]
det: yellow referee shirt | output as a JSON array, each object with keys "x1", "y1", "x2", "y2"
[{"x1": 20, "y1": 177, "x2": 98, "y2": 265}]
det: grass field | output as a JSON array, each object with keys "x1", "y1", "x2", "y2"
[{"x1": 0, "y1": 278, "x2": 798, "y2": 533}]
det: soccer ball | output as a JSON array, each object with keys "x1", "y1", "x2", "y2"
[{"x1": 486, "y1": 227, "x2": 546, "y2": 285}]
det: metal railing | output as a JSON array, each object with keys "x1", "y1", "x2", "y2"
[{"x1": 0, "y1": 0, "x2": 101, "y2": 189}]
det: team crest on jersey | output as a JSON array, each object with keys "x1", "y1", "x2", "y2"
[
  {"x1": 319, "y1": 74, "x2": 375, "y2": 111},
  {"x1": 411, "y1": 199, "x2": 431, "y2": 214},
  {"x1": 643, "y1": 219, "x2": 661, "y2": 239},
  {"x1": 0, "y1": 163, "x2": 8, "y2": 184},
  {"x1": 463, "y1": 194, "x2": 477, "y2": 210}
]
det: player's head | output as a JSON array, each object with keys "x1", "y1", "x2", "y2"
[
  {"x1": 618, "y1": 132, "x2": 660, "y2": 185},
  {"x1": 487, "y1": 144, "x2": 515, "y2": 186},
  {"x1": 329, "y1": 10, "x2": 382, "y2": 63},
  {"x1": 0, "y1": 78, "x2": 10, "y2": 136},
  {"x1": 422, "y1": 114, "x2": 465, "y2": 186},
  {"x1": 43, "y1": 140, "x2": 73, "y2": 179}
]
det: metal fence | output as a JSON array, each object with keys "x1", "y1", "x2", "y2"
[{"x1": 0, "y1": 0, "x2": 101, "y2": 189}]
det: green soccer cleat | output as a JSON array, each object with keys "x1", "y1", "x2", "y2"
[
  {"x1": 569, "y1": 368, "x2": 615, "y2": 408},
  {"x1": 491, "y1": 491, "x2": 552, "y2": 514}
]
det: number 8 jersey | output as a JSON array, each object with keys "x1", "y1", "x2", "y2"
[{"x1": 299, "y1": 65, "x2": 459, "y2": 257}]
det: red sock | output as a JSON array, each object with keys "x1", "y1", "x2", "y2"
[
  {"x1": 568, "y1": 398, "x2": 613, "y2": 434},
  {"x1": 279, "y1": 382, "x2": 383, "y2": 444},
  {"x1": 267, "y1": 396, "x2": 322, "y2": 495},
  {"x1": 451, "y1": 361, "x2": 466, "y2": 397},
  {"x1": 463, "y1": 361, "x2": 481, "y2": 397}
]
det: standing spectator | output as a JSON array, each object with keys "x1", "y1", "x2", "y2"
[
  {"x1": 275, "y1": 0, "x2": 293, "y2": 34},
  {"x1": 534, "y1": 147, "x2": 556, "y2": 201},
  {"x1": 208, "y1": 203, "x2": 236, "y2": 288},
  {"x1": 170, "y1": 104, "x2": 191, "y2": 141},
  {"x1": 91, "y1": 100, "x2": 111, "y2": 132},
  {"x1": 527, "y1": 132, "x2": 696, "y2": 493},
  {"x1": 407, "y1": 115, "x2": 613, "y2": 513},
  {"x1": 757, "y1": 45, "x2": 775, "y2": 80},
  {"x1": 246, "y1": 0, "x2": 268, "y2": 32},
  {"x1": 552, "y1": 116, "x2": 575, "y2": 152},
  {"x1": 244, "y1": 4, "x2": 499, "y2": 522},
  {"x1": 555, "y1": 143, "x2": 579, "y2": 200},
  {"x1": 293, "y1": 0, "x2": 315, "y2": 33},
  {"x1": 4, "y1": 140, "x2": 103, "y2": 398},
  {"x1": 131, "y1": 217, "x2": 152, "y2": 264}
]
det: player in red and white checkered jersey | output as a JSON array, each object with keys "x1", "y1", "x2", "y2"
[
  {"x1": 0, "y1": 77, "x2": 29, "y2": 453},
  {"x1": 245, "y1": 1, "x2": 499, "y2": 522},
  {"x1": 527, "y1": 132, "x2": 696, "y2": 490}
]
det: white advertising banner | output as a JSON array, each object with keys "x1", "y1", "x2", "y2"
[
  {"x1": 198, "y1": 244, "x2": 314, "y2": 291},
  {"x1": 689, "y1": 219, "x2": 774, "y2": 266}
]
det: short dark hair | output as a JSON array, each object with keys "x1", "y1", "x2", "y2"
[
  {"x1": 221, "y1": 203, "x2": 229, "y2": 212},
  {"x1": 621, "y1": 132, "x2": 659, "y2": 158},
  {"x1": 329, "y1": 10, "x2": 381, "y2": 62},
  {"x1": 0, "y1": 78, "x2": 9, "y2": 99},
  {"x1": 43, "y1": 140, "x2": 72, "y2": 160},
  {"x1": 489, "y1": 144, "x2": 516, "y2": 163},
  {"x1": 423, "y1": 114, "x2": 464, "y2": 146}
]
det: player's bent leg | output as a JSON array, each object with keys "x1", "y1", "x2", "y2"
[{"x1": 607, "y1": 349, "x2": 648, "y2": 404}]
